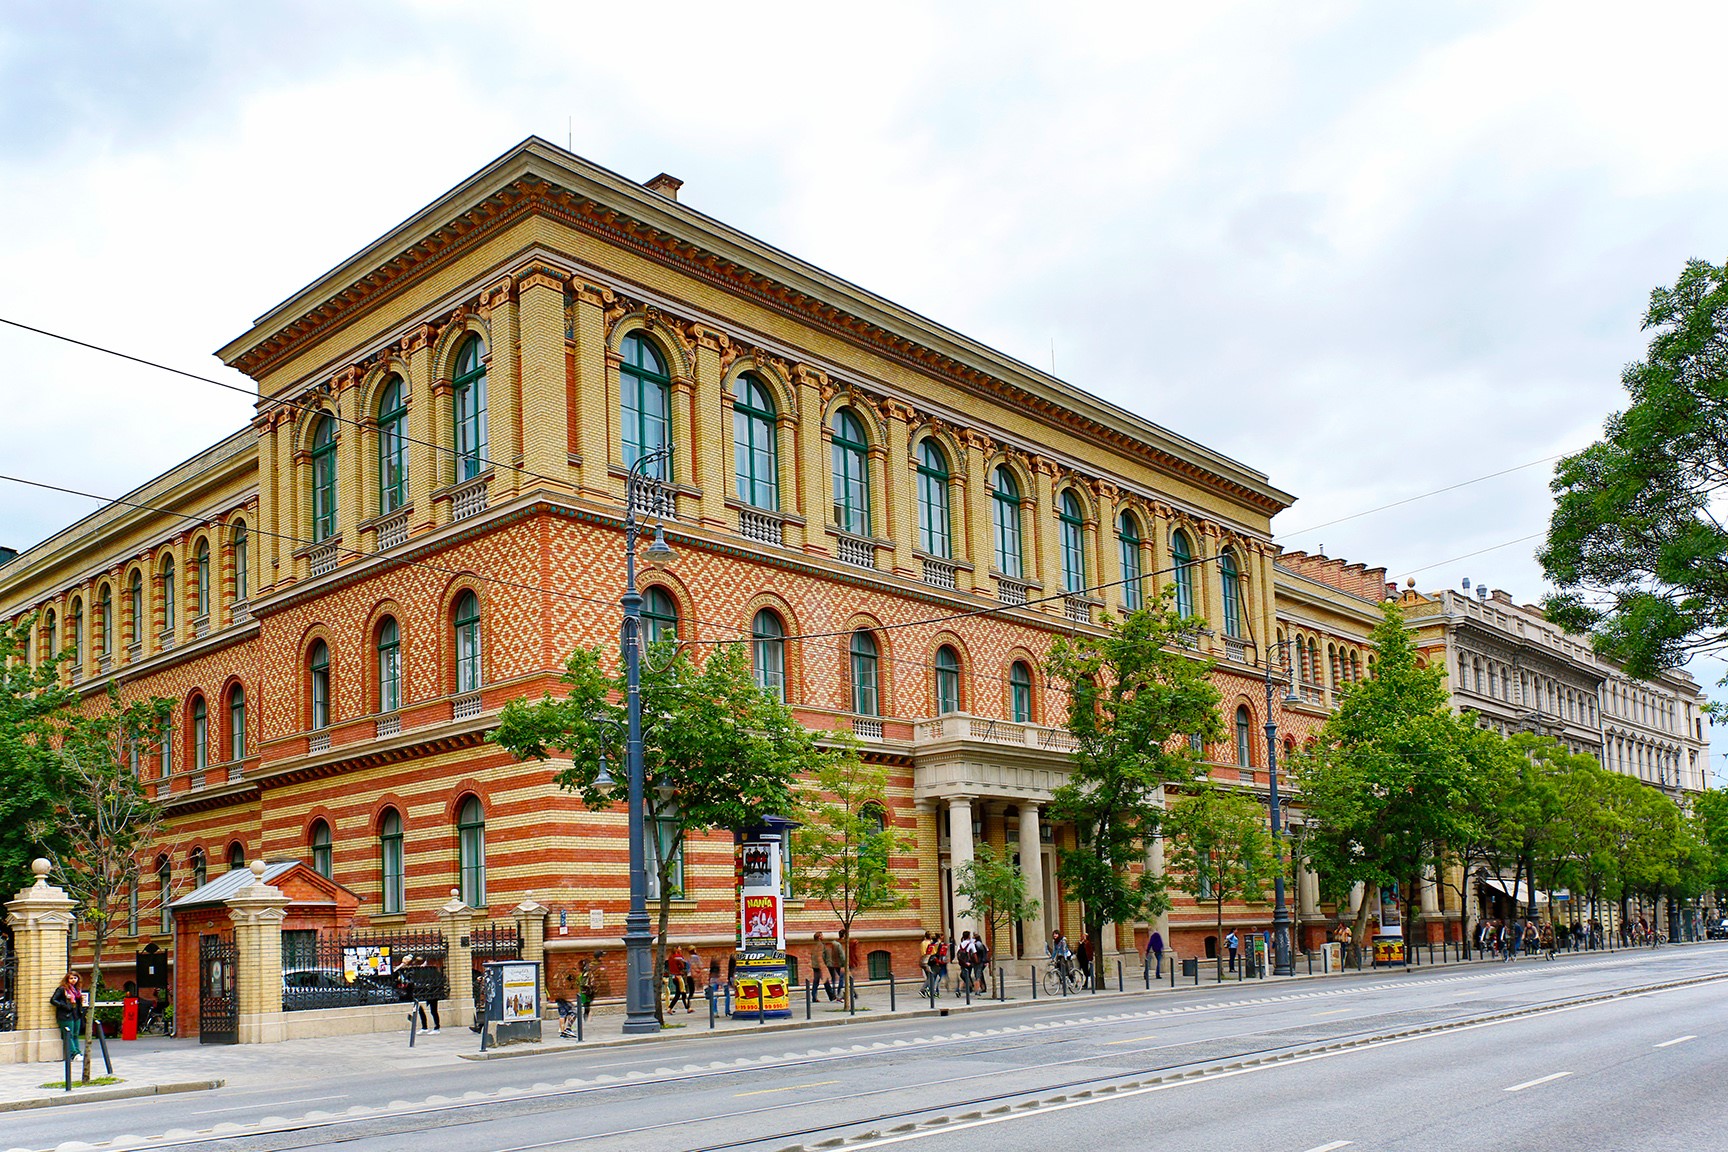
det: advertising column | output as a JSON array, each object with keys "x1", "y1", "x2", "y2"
[{"x1": 731, "y1": 819, "x2": 795, "y2": 1019}]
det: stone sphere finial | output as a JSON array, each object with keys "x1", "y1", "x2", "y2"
[
  {"x1": 31, "y1": 858, "x2": 51, "y2": 880},
  {"x1": 250, "y1": 859, "x2": 267, "y2": 880},
  {"x1": 451, "y1": 888, "x2": 460, "y2": 900}
]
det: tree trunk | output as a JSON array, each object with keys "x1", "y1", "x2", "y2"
[
  {"x1": 1350, "y1": 889, "x2": 1373, "y2": 962},
  {"x1": 83, "y1": 927, "x2": 105, "y2": 1084}
]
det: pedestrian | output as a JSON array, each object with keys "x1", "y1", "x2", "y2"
[
  {"x1": 1075, "y1": 935, "x2": 1094, "y2": 988},
  {"x1": 395, "y1": 956, "x2": 441, "y2": 1034},
  {"x1": 1148, "y1": 929, "x2": 1165, "y2": 979},
  {"x1": 823, "y1": 932, "x2": 846, "y2": 1004},
  {"x1": 956, "y1": 931, "x2": 976, "y2": 995},
  {"x1": 555, "y1": 994, "x2": 579, "y2": 1037},
  {"x1": 971, "y1": 931, "x2": 991, "y2": 996},
  {"x1": 934, "y1": 932, "x2": 950, "y2": 995},
  {"x1": 1541, "y1": 921, "x2": 1556, "y2": 961},
  {"x1": 51, "y1": 972, "x2": 83, "y2": 1058},
  {"x1": 919, "y1": 931, "x2": 939, "y2": 1001},
  {"x1": 666, "y1": 946, "x2": 689, "y2": 1012},
  {"x1": 1225, "y1": 929, "x2": 1240, "y2": 974},
  {"x1": 812, "y1": 932, "x2": 833, "y2": 1001}
]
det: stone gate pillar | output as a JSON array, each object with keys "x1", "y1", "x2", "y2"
[
  {"x1": 5, "y1": 859, "x2": 77, "y2": 1063},
  {"x1": 226, "y1": 860, "x2": 290, "y2": 1044},
  {"x1": 513, "y1": 895, "x2": 548, "y2": 969},
  {"x1": 440, "y1": 890, "x2": 479, "y2": 1028}
]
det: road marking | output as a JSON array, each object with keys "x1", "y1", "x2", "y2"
[
  {"x1": 191, "y1": 1094, "x2": 348, "y2": 1115},
  {"x1": 1311, "y1": 1009, "x2": 1350, "y2": 1017},
  {"x1": 1504, "y1": 1072, "x2": 1571, "y2": 1093},
  {"x1": 1301, "y1": 1142, "x2": 1353, "y2": 1152},
  {"x1": 733, "y1": 1079, "x2": 838, "y2": 1097},
  {"x1": 1103, "y1": 1034, "x2": 1159, "y2": 1045},
  {"x1": 1654, "y1": 1035, "x2": 1696, "y2": 1048}
]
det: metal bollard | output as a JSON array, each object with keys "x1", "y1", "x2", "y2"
[
  {"x1": 1118, "y1": 959, "x2": 1124, "y2": 992},
  {"x1": 62, "y1": 1029, "x2": 71, "y2": 1092},
  {"x1": 889, "y1": 972, "x2": 896, "y2": 1013},
  {"x1": 998, "y1": 965, "x2": 1006, "y2": 1001},
  {"x1": 1032, "y1": 965, "x2": 1038, "y2": 1000},
  {"x1": 806, "y1": 979, "x2": 813, "y2": 1020},
  {"x1": 408, "y1": 1009, "x2": 418, "y2": 1047},
  {"x1": 577, "y1": 996, "x2": 585, "y2": 1041}
]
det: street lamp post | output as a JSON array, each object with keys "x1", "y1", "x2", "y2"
[{"x1": 1262, "y1": 639, "x2": 1301, "y2": 977}]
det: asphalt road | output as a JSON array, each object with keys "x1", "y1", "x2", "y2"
[{"x1": 8, "y1": 945, "x2": 1725, "y2": 1152}]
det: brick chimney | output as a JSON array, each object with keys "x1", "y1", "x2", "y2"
[{"x1": 644, "y1": 173, "x2": 683, "y2": 201}]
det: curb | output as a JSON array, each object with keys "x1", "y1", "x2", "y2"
[{"x1": 0, "y1": 1079, "x2": 225, "y2": 1113}]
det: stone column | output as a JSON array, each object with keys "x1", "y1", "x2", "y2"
[
  {"x1": 1147, "y1": 832, "x2": 1170, "y2": 945},
  {"x1": 947, "y1": 798, "x2": 977, "y2": 940},
  {"x1": 5, "y1": 859, "x2": 77, "y2": 1063},
  {"x1": 883, "y1": 402, "x2": 915, "y2": 576},
  {"x1": 440, "y1": 890, "x2": 480, "y2": 1028},
  {"x1": 226, "y1": 860, "x2": 290, "y2": 1045},
  {"x1": 513, "y1": 895, "x2": 549, "y2": 969},
  {"x1": 517, "y1": 268, "x2": 572, "y2": 492},
  {"x1": 1018, "y1": 803, "x2": 1046, "y2": 951}
]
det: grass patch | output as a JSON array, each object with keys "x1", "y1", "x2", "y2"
[{"x1": 39, "y1": 1076, "x2": 124, "y2": 1089}]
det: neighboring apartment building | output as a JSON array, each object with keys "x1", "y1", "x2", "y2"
[{"x1": 1, "y1": 138, "x2": 1319, "y2": 1020}]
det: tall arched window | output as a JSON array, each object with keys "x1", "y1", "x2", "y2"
[
  {"x1": 68, "y1": 598, "x2": 83, "y2": 666},
  {"x1": 228, "y1": 684, "x2": 246, "y2": 761},
  {"x1": 127, "y1": 570, "x2": 143, "y2": 648},
  {"x1": 43, "y1": 609, "x2": 56, "y2": 662},
  {"x1": 934, "y1": 645, "x2": 961, "y2": 714},
  {"x1": 226, "y1": 842, "x2": 244, "y2": 872},
  {"x1": 160, "y1": 557, "x2": 176, "y2": 635},
  {"x1": 380, "y1": 809, "x2": 405, "y2": 914},
  {"x1": 620, "y1": 333, "x2": 670, "y2": 471},
  {"x1": 195, "y1": 539, "x2": 211, "y2": 619},
  {"x1": 991, "y1": 466, "x2": 1023, "y2": 578},
  {"x1": 1119, "y1": 513, "x2": 1144, "y2": 611},
  {"x1": 309, "y1": 640, "x2": 330, "y2": 730},
  {"x1": 457, "y1": 796, "x2": 486, "y2": 907},
  {"x1": 311, "y1": 416, "x2": 338, "y2": 541},
  {"x1": 232, "y1": 522, "x2": 249, "y2": 602},
  {"x1": 454, "y1": 592, "x2": 481, "y2": 694},
  {"x1": 1058, "y1": 491, "x2": 1086, "y2": 593},
  {"x1": 751, "y1": 609, "x2": 785, "y2": 701},
  {"x1": 915, "y1": 440, "x2": 952, "y2": 558},
  {"x1": 191, "y1": 695, "x2": 207, "y2": 775},
  {"x1": 310, "y1": 818, "x2": 333, "y2": 879},
  {"x1": 830, "y1": 409, "x2": 870, "y2": 535},
  {"x1": 643, "y1": 586, "x2": 677, "y2": 646},
  {"x1": 1219, "y1": 551, "x2": 1243, "y2": 639},
  {"x1": 1235, "y1": 705, "x2": 1253, "y2": 768},
  {"x1": 850, "y1": 631, "x2": 880, "y2": 717},
  {"x1": 157, "y1": 855, "x2": 172, "y2": 932},
  {"x1": 453, "y1": 338, "x2": 489, "y2": 482},
  {"x1": 1170, "y1": 530, "x2": 1195, "y2": 617},
  {"x1": 1009, "y1": 661, "x2": 1033, "y2": 723},
  {"x1": 377, "y1": 617, "x2": 402, "y2": 713},
  {"x1": 191, "y1": 846, "x2": 207, "y2": 890},
  {"x1": 98, "y1": 584, "x2": 112, "y2": 658},
  {"x1": 378, "y1": 376, "x2": 409, "y2": 513},
  {"x1": 733, "y1": 374, "x2": 778, "y2": 509}
]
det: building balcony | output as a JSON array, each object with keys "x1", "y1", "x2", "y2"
[
  {"x1": 835, "y1": 534, "x2": 877, "y2": 570},
  {"x1": 921, "y1": 556, "x2": 957, "y2": 591},
  {"x1": 996, "y1": 575, "x2": 1029, "y2": 607},
  {"x1": 738, "y1": 507, "x2": 785, "y2": 547},
  {"x1": 449, "y1": 474, "x2": 491, "y2": 522}
]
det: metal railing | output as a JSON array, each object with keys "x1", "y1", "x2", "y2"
[
  {"x1": 738, "y1": 508, "x2": 784, "y2": 546},
  {"x1": 0, "y1": 944, "x2": 16, "y2": 1032},
  {"x1": 469, "y1": 923, "x2": 521, "y2": 1005},
  {"x1": 282, "y1": 928, "x2": 448, "y2": 1012}
]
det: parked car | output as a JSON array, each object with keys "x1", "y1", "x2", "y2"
[
  {"x1": 282, "y1": 968, "x2": 401, "y2": 1011},
  {"x1": 1707, "y1": 919, "x2": 1728, "y2": 940}
]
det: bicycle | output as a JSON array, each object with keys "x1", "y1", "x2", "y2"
[{"x1": 1043, "y1": 957, "x2": 1079, "y2": 996}]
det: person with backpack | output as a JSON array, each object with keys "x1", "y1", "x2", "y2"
[
  {"x1": 822, "y1": 933, "x2": 846, "y2": 1003},
  {"x1": 1225, "y1": 930, "x2": 1240, "y2": 974},
  {"x1": 970, "y1": 932, "x2": 991, "y2": 995},
  {"x1": 933, "y1": 932, "x2": 950, "y2": 996},
  {"x1": 919, "y1": 931, "x2": 940, "y2": 1001}
]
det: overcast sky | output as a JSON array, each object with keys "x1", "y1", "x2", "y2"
[{"x1": 1, "y1": 1, "x2": 1722, "y2": 758}]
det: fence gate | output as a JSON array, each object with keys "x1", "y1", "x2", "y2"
[
  {"x1": 199, "y1": 933, "x2": 238, "y2": 1045},
  {"x1": 469, "y1": 923, "x2": 521, "y2": 1005}
]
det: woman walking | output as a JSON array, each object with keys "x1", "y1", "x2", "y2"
[{"x1": 50, "y1": 972, "x2": 83, "y2": 1058}]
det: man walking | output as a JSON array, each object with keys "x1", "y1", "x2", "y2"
[
  {"x1": 1226, "y1": 929, "x2": 1240, "y2": 974},
  {"x1": 822, "y1": 932, "x2": 845, "y2": 1003},
  {"x1": 1147, "y1": 930, "x2": 1165, "y2": 979}
]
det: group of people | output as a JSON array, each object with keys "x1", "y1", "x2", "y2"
[
  {"x1": 1046, "y1": 929, "x2": 1095, "y2": 989},
  {"x1": 919, "y1": 929, "x2": 994, "y2": 998},
  {"x1": 1474, "y1": 918, "x2": 1559, "y2": 961}
]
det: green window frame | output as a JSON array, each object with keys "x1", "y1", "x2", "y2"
[
  {"x1": 646, "y1": 819, "x2": 684, "y2": 900},
  {"x1": 1235, "y1": 705, "x2": 1253, "y2": 768},
  {"x1": 228, "y1": 684, "x2": 246, "y2": 761},
  {"x1": 192, "y1": 695, "x2": 207, "y2": 773},
  {"x1": 157, "y1": 856, "x2": 172, "y2": 933},
  {"x1": 991, "y1": 466, "x2": 1023, "y2": 578},
  {"x1": 227, "y1": 842, "x2": 244, "y2": 872},
  {"x1": 643, "y1": 586, "x2": 678, "y2": 646},
  {"x1": 128, "y1": 572, "x2": 142, "y2": 647},
  {"x1": 309, "y1": 640, "x2": 330, "y2": 731},
  {"x1": 850, "y1": 630, "x2": 879, "y2": 717},
  {"x1": 620, "y1": 333, "x2": 671, "y2": 472},
  {"x1": 752, "y1": 609, "x2": 785, "y2": 701},
  {"x1": 1058, "y1": 491, "x2": 1086, "y2": 594},
  {"x1": 377, "y1": 616, "x2": 401, "y2": 713},
  {"x1": 935, "y1": 645, "x2": 961, "y2": 714},
  {"x1": 1171, "y1": 530, "x2": 1195, "y2": 618},
  {"x1": 453, "y1": 339, "x2": 488, "y2": 483},
  {"x1": 98, "y1": 585, "x2": 112, "y2": 657},
  {"x1": 232, "y1": 523, "x2": 249, "y2": 602},
  {"x1": 380, "y1": 809, "x2": 405, "y2": 914},
  {"x1": 457, "y1": 795, "x2": 486, "y2": 907},
  {"x1": 830, "y1": 409, "x2": 870, "y2": 536},
  {"x1": 378, "y1": 377, "x2": 409, "y2": 513},
  {"x1": 733, "y1": 374, "x2": 778, "y2": 510},
  {"x1": 43, "y1": 609, "x2": 56, "y2": 661},
  {"x1": 159, "y1": 557, "x2": 176, "y2": 634},
  {"x1": 68, "y1": 598, "x2": 82, "y2": 665},
  {"x1": 1009, "y1": 661, "x2": 1033, "y2": 723},
  {"x1": 1220, "y1": 551, "x2": 1244, "y2": 639},
  {"x1": 195, "y1": 540, "x2": 210, "y2": 618},
  {"x1": 311, "y1": 416, "x2": 338, "y2": 542},
  {"x1": 1119, "y1": 513, "x2": 1143, "y2": 611},
  {"x1": 454, "y1": 591, "x2": 481, "y2": 693},
  {"x1": 310, "y1": 818, "x2": 333, "y2": 879},
  {"x1": 191, "y1": 847, "x2": 207, "y2": 891},
  {"x1": 915, "y1": 440, "x2": 952, "y2": 558}
]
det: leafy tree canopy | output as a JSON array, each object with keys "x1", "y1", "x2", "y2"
[
  {"x1": 790, "y1": 744, "x2": 908, "y2": 955},
  {"x1": 0, "y1": 615, "x2": 79, "y2": 894}
]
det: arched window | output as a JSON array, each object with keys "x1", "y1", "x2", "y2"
[
  {"x1": 732, "y1": 374, "x2": 778, "y2": 510},
  {"x1": 309, "y1": 640, "x2": 330, "y2": 730},
  {"x1": 1235, "y1": 705, "x2": 1253, "y2": 768},
  {"x1": 160, "y1": 556, "x2": 176, "y2": 635},
  {"x1": 1009, "y1": 661, "x2": 1034, "y2": 723},
  {"x1": 850, "y1": 631, "x2": 880, "y2": 717},
  {"x1": 195, "y1": 539, "x2": 211, "y2": 619},
  {"x1": 453, "y1": 338, "x2": 489, "y2": 482},
  {"x1": 128, "y1": 570, "x2": 143, "y2": 647},
  {"x1": 1058, "y1": 491, "x2": 1086, "y2": 594},
  {"x1": 915, "y1": 440, "x2": 952, "y2": 558},
  {"x1": 935, "y1": 645, "x2": 961, "y2": 714},
  {"x1": 68, "y1": 598, "x2": 83, "y2": 666},
  {"x1": 191, "y1": 695, "x2": 207, "y2": 774},
  {"x1": 454, "y1": 592, "x2": 481, "y2": 694},
  {"x1": 377, "y1": 616, "x2": 402, "y2": 713},
  {"x1": 378, "y1": 376, "x2": 409, "y2": 513},
  {"x1": 457, "y1": 796, "x2": 486, "y2": 907},
  {"x1": 1170, "y1": 530, "x2": 1195, "y2": 617},
  {"x1": 228, "y1": 684, "x2": 246, "y2": 761},
  {"x1": 310, "y1": 416, "x2": 338, "y2": 542},
  {"x1": 157, "y1": 855, "x2": 172, "y2": 933},
  {"x1": 232, "y1": 522, "x2": 249, "y2": 603},
  {"x1": 97, "y1": 584, "x2": 112, "y2": 658},
  {"x1": 380, "y1": 809, "x2": 405, "y2": 914},
  {"x1": 620, "y1": 333, "x2": 670, "y2": 471},
  {"x1": 226, "y1": 842, "x2": 244, "y2": 872},
  {"x1": 991, "y1": 466, "x2": 1023, "y2": 579},
  {"x1": 830, "y1": 409, "x2": 870, "y2": 535},
  {"x1": 310, "y1": 818, "x2": 333, "y2": 879},
  {"x1": 1350, "y1": 651, "x2": 1361, "y2": 682},
  {"x1": 191, "y1": 846, "x2": 207, "y2": 890},
  {"x1": 751, "y1": 609, "x2": 785, "y2": 701},
  {"x1": 158, "y1": 715, "x2": 171, "y2": 778},
  {"x1": 643, "y1": 586, "x2": 677, "y2": 646},
  {"x1": 1219, "y1": 551, "x2": 1243, "y2": 639},
  {"x1": 1119, "y1": 513, "x2": 1144, "y2": 611},
  {"x1": 43, "y1": 608, "x2": 56, "y2": 662}
]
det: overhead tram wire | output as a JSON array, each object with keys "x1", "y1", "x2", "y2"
[{"x1": 1277, "y1": 454, "x2": 1569, "y2": 539}]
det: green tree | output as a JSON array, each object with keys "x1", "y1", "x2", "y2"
[
  {"x1": 1289, "y1": 602, "x2": 1490, "y2": 949},
  {"x1": 789, "y1": 744, "x2": 908, "y2": 999},
  {"x1": 1045, "y1": 599, "x2": 1224, "y2": 966},
  {"x1": 951, "y1": 843, "x2": 1039, "y2": 965},
  {"x1": 1162, "y1": 782, "x2": 1278, "y2": 978},
  {"x1": 0, "y1": 615, "x2": 77, "y2": 894},
  {"x1": 1540, "y1": 258, "x2": 1728, "y2": 676},
  {"x1": 1692, "y1": 788, "x2": 1728, "y2": 905},
  {"x1": 491, "y1": 641, "x2": 819, "y2": 1023}
]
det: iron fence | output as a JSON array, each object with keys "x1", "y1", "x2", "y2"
[
  {"x1": 0, "y1": 938, "x2": 15, "y2": 1032},
  {"x1": 469, "y1": 922, "x2": 521, "y2": 1005},
  {"x1": 282, "y1": 927, "x2": 449, "y2": 1012}
]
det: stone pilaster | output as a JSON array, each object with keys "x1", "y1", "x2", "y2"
[
  {"x1": 226, "y1": 860, "x2": 290, "y2": 1045},
  {"x1": 962, "y1": 432, "x2": 993, "y2": 595},
  {"x1": 1031, "y1": 458, "x2": 1062, "y2": 611},
  {"x1": 517, "y1": 269, "x2": 572, "y2": 491},
  {"x1": 513, "y1": 896, "x2": 549, "y2": 971},
  {"x1": 5, "y1": 859, "x2": 77, "y2": 1063},
  {"x1": 403, "y1": 324, "x2": 439, "y2": 533},
  {"x1": 1018, "y1": 803, "x2": 1045, "y2": 952},
  {"x1": 689, "y1": 326, "x2": 728, "y2": 529},
  {"x1": 481, "y1": 277, "x2": 522, "y2": 500},
  {"x1": 947, "y1": 799, "x2": 977, "y2": 940},
  {"x1": 883, "y1": 402, "x2": 915, "y2": 576},
  {"x1": 571, "y1": 283, "x2": 613, "y2": 500},
  {"x1": 794, "y1": 367, "x2": 827, "y2": 556},
  {"x1": 439, "y1": 890, "x2": 480, "y2": 1028}
]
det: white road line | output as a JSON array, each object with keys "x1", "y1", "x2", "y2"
[
  {"x1": 1301, "y1": 1142, "x2": 1353, "y2": 1152},
  {"x1": 1654, "y1": 1035, "x2": 1696, "y2": 1048},
  {"x1": 191, "y1": 1094, "x2": 348, "y2": 1115},
  {"x1": 1504, "y1": 1072, "x2": 1571, "y2": 1093}
]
